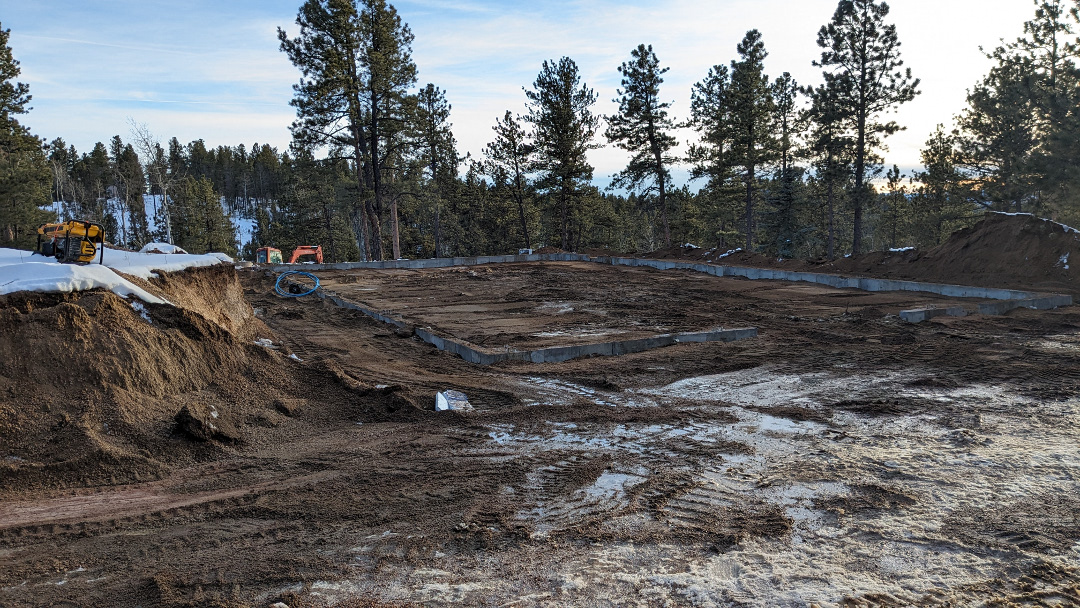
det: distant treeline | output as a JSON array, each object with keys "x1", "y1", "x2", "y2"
[{"x1": 2, "y1": 0, "x2": 1079, "y2": 262}]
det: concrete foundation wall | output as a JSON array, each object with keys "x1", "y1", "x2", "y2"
[
  {"x1": 308, "y1": 286, "x2": 756, "y2": 366},
  {"x1": 271, "y1": 253, "x2": 1071, "y2": 306}
]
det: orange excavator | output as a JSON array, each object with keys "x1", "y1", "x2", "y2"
[
  {"x1": 288, "y1": 245, "x2": 323, "y2": 264},
  {"x1": 255, "y1": 245, "x2": 323, "y2": 265}
]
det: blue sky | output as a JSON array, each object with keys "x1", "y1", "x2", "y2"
[{"x1": 5, "y1": 0, "x2": 1034, "y2": 183}]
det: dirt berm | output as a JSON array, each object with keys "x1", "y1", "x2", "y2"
[
  {"x1": 653, "y1": 212, "x2": 1080, "y2": 295},
  {"x1": 0, "y1": 263, "x2": 420, "y2": 494}
]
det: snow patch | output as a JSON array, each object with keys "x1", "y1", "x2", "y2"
[
  {"x1": 129, "y1": 300, "x2": 152, "y2": 323},
  {"x1": 139, "y1": 242, "x2": 188, "y2": 254},
  {"x1": 991, "y1": 210, "x2": 1080, "y2": 234},
  {"x1": 889, "y1": 246, "x2": 915, "y2": 253},
  {"x1": 0, "y1": 249, "x2": 165, "y2": 304}
]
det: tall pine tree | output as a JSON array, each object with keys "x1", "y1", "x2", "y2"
[
  {"x1": 605, "y1": 44, "x2": 678, "y2": 248},
  {"x1": 524, "y1": 57, "x2": 600, "y2": 251},
  {"x1": 0, "y1": 23, "x2": 50, "y2": 249},
  {"x1": 815, "y1": 0, "x2": 919, "y2": 254}
]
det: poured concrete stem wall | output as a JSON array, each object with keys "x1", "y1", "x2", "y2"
[
  {"x1": 271, "y1": 253, "x2": 1072, "y2": 307},
  {"x1": 310, "y1": 286, "x2": 756, "y2": 365}
]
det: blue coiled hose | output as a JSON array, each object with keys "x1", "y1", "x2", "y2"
[{"x1": 274, "y1": 270, "x2": 320, "y2": 297}]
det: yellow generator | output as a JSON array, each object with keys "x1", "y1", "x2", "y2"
[{"x1": 36, "y1": 220, "x2": 106, "y2": 264}]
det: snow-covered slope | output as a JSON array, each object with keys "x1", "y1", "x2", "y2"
[{"x1": 0, "y1": 247, "x2": 233, "y2": 304}]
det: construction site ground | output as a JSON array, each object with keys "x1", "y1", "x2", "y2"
[{"x1": 2, "y1": 216, "x2": 1080, "y2": 607}]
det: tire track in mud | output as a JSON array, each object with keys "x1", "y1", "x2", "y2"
[{"x1": 0, "y1": 470, "x2": 342, "y2": 530}]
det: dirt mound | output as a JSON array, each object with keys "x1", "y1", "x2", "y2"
[
  {"x1": 642, "y1": 244, "x2": 712, "y2": 260},
  {"x1": 818, "y1": 213, "x2": 1080, "y2": 293},
  {"x1": 0, "y1": 264, "x2": 420, "y2": 494},
  {"x1": 641, "y1": 213, "x2": 1079, "y2": 294},
  {"x1": 898, "y1": 213, "x2": 1078, "y2": 293},
  {"x1": 533, "y1": 246, "x2": 565, "y2": 254}
]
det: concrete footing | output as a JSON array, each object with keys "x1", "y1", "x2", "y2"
[
  {"x1": 308, "y1": 286, "x2": 756, "y2": 365},
  {"x1": 977, "y1": 294, "x2": 1075, "y2": 316},
  {"x1": 899, "y1": 307, "x2": 968, "y2": 323},
  {"x1": 269, "y1": 253, "x2": 1073, "y2": 310}
]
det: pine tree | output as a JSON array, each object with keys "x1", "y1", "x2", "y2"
[
  {"x1": 413, "y1": 84, "x2": 457, "y2": 258},
  {"x1": 484, "y1": 110, "x2": 535, "y2": 250},
  {"x1": 878, "y1": 165, "x2": 908, "y2": 249},
  {"x1": 727, "y1": 30, "x2": 777, "y2": 250},
  {"x1": 0, "y1": 23, "x2": 50, "y2": 249},
  {"x1": 912, "y1": 126, "x2": 973, "y2": 246},
  {"x1": 279, "y1": 0, "x2": 417, "y2": 261},
  {"x1": 172, "y1": 176, "x2": 236, "y2": 255},
  {"x1": 804, "y1": 78, "x2": 854, "y2": 259},
  {"x1": 815, "y1": 0, "x2": 920, "y2": 254},
  {"x1": 524, "y1": 57, "x2": 600, "y2": 251},
  {"x1": 956, "y1": 51, "x2": 1039, "y2": 213},
  {"x1": 605, "y1": 44, "x2": 678, "y2": 248},
  {"x1": 688, "y1": 64, "x2": 743, "y2": 249},
  {"x1": 761, "y1": 72, "x2": 804, "y2": 256}
]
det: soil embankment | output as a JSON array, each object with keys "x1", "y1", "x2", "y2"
[
  {"x1": 650, "y1": 212, "x2": 1080, "y2": 295},
  {"x1": 0, "y1": 263, "x2": 418, "y2": 493}
]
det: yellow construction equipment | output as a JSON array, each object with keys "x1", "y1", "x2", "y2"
[{"x1": 36, "y1": 220, "x2": 105, "y2": 264}]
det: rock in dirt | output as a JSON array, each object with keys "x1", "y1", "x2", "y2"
[
  {"x1": 273, "y1": 398, "x2": 305, "y2": 417},
  {"x1": 174, "y1": 403, "x2": 240, "y2": 443}
]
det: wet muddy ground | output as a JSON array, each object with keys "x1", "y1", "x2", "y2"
[{"x1": 2, "y1": 263, "x2": 1079, "y2": 607}]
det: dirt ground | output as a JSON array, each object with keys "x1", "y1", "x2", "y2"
[
  {"x1": 315, "y1": 262, "x2": 978, "y2": 351},
  {"x1": 1, "y1": 215, "x2": 1079, "y2": 607},
  {"x1": 1, "y1": 258, "x2": 1078, "y2": 607}
]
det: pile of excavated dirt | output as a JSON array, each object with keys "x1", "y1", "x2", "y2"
[
  {"x1": 0, "y1": 264, "x2": 420, "y2": 494},
  {"x1": 649, "y1": 213, "x2": 1080, "y2": 294}
]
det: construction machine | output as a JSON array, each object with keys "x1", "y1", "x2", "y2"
[
  {"x1": 255, "y1": 246, "x2": 283, "y2": 264},
  {"x1": 287, "y1": 245, "x2": 323, "y2": 264},
  {"x1": 36, "y1": 220, "x2": 105, "y2": 264},
  {"x1": 255, "y1": 245, "x2": 323, "y2": 265}
]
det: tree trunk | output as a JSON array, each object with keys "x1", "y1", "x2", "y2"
[
  {"x1": 391, "y1": 196, "x2": 401, "y2": 260},
  {"x1": 514, "y1": 164, "x2": 531, "y2": 250},
  {"x1": 827, "y1": 168, "x2": 836, "y2": 260},
  {"x1": 560, "y1": 186, "x2": 570, "y2": 251},
  {"x1": 434, "y1": 198, "x2": 442, "y2": 258},
  {"x1": 745, "y1": 165, "x2": 755, "y2": 251},
  {"x1": 853, "y1": 89, "x2": 867, "y2": 255},
  {"x1": 654, "y1": 154, "x2": 670, "y2": 249}
]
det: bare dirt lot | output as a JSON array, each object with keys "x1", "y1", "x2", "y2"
[
  {"x1": 2, "y1": 215, "x2": 1079, "y2": 607},
  {"x1": 315, "y1": 262, "x2": 979, "y2": 350}
]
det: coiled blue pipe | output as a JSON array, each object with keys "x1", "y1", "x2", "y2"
[{"x1": 274, "y1": 270, "x2": 320, "y2": 298}]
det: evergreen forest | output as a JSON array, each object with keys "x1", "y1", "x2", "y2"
[{"x1": 2, "y1": 0, "x2": 1079, "y2": 262}]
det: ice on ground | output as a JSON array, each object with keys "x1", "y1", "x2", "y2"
[
  {"x1": 889, "y1": 246, "x2": 915, "y2": 253},
  {"x1": 1058, "y1": 252, "x2": 1070, "y2": 269},
  {"x1": 0, "y1": 247, "x2": 232, "y2": 303}
]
